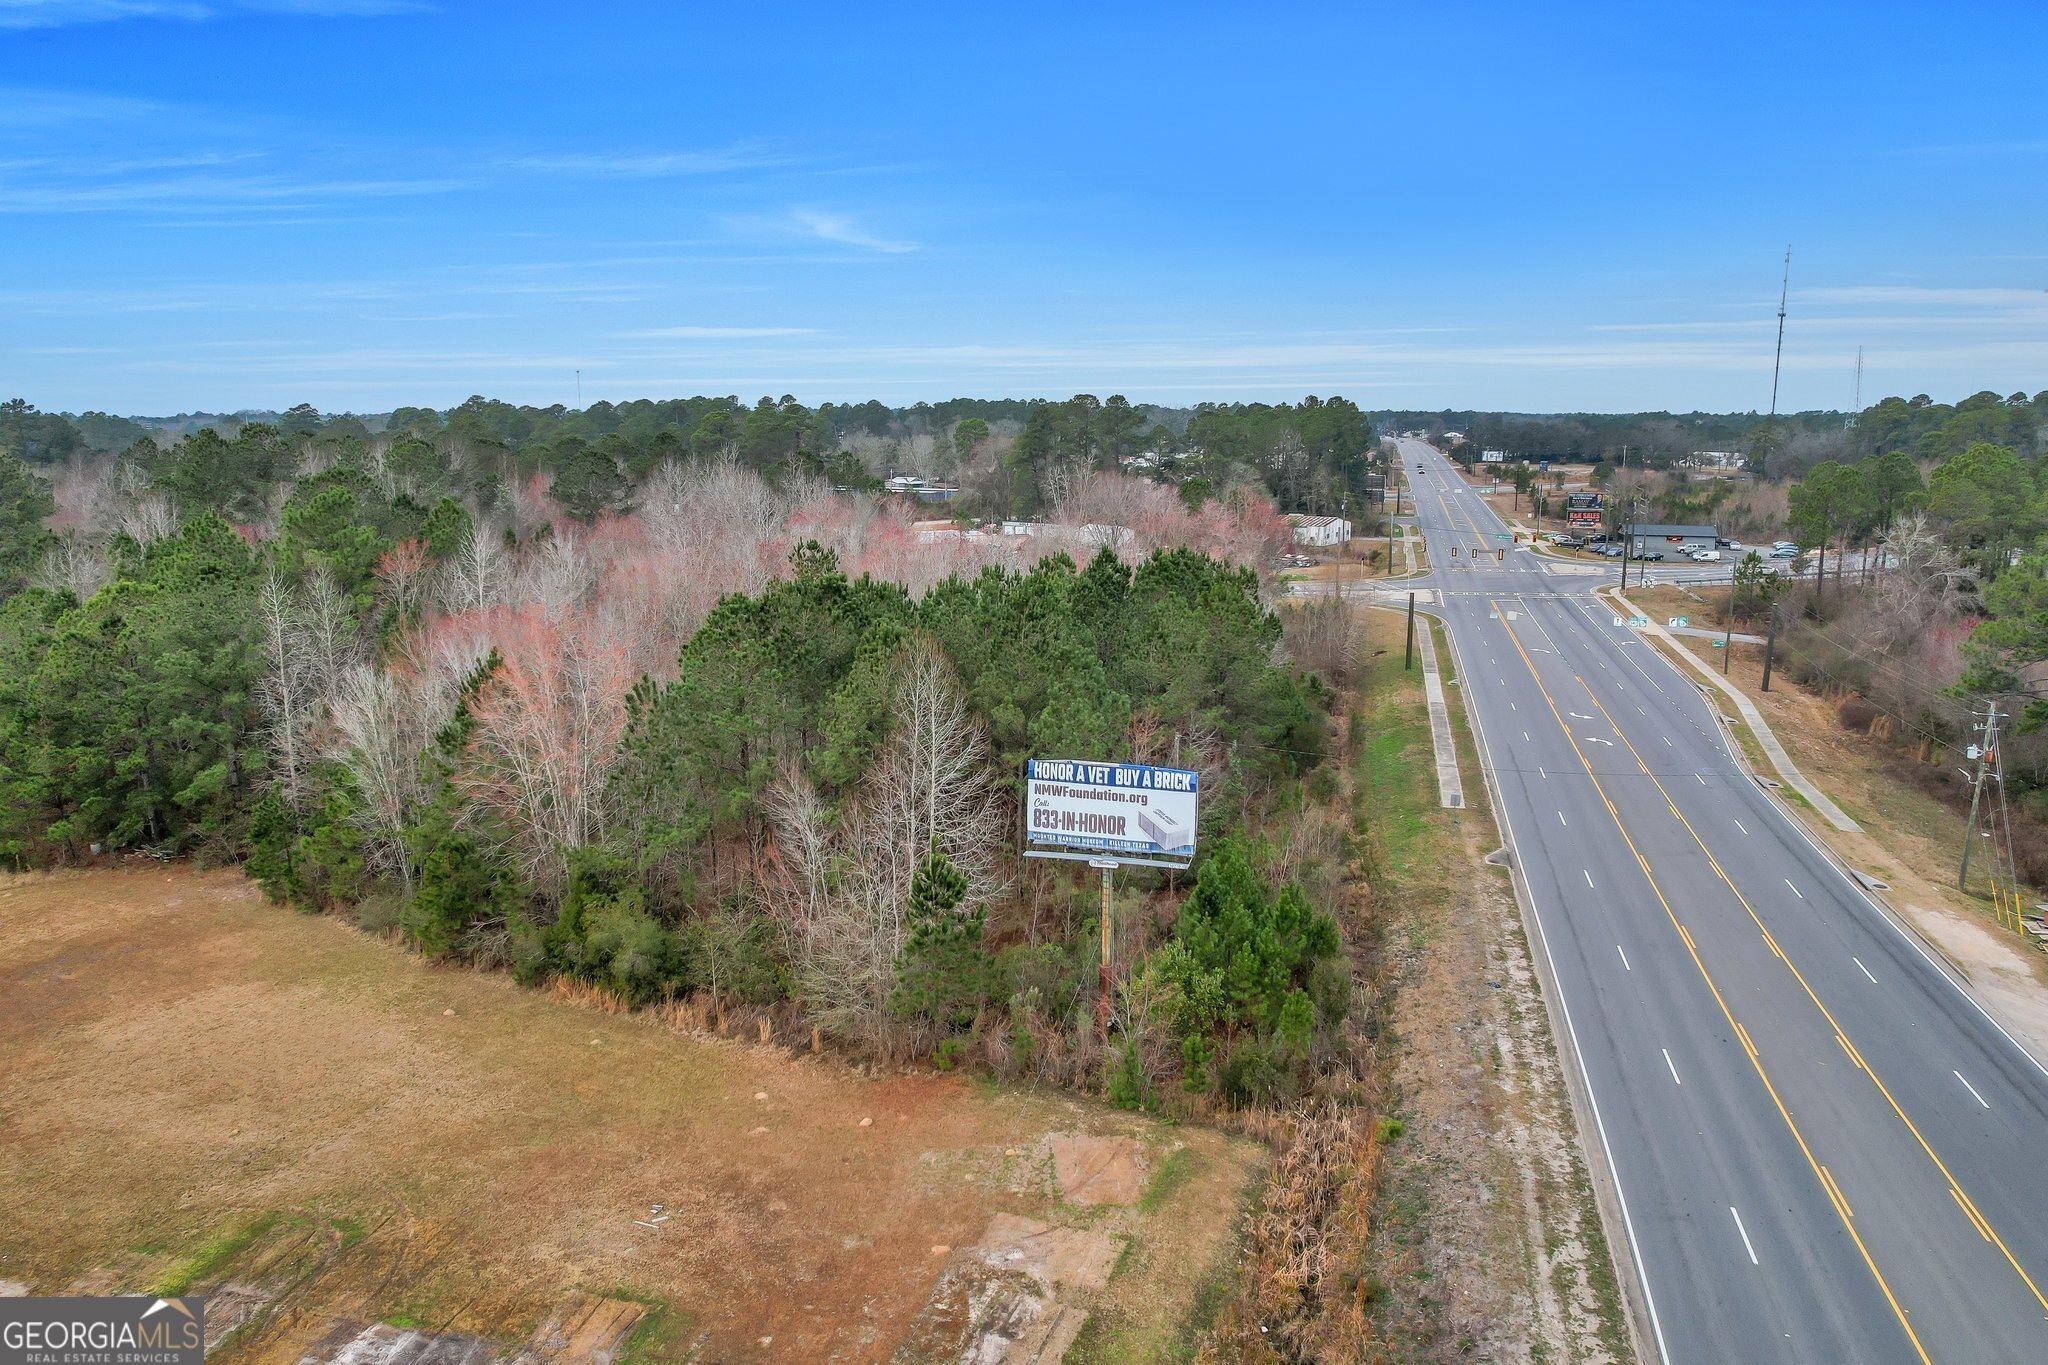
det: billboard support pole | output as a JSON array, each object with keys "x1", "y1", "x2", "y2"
[{"x1": 1097, "y1": 861, "x2": 1114, "y2": 1037}]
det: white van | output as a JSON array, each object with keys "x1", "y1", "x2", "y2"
[{"x1": 1689, "y1": 549, "x2": 1722, "y2": 562}]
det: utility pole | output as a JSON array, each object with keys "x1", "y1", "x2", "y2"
[
  {"x1": 1960, "y1": 703, "x2": 2004, "y2": 892},
  {"x1": 1333, "y1": 496, "x2": 1347, "y2": 600},
  {"x1": 1617, "y1": 445, "x2": 1629, "y2": 592},
  {"x1": 1761, "y1": 603, "x2": 1779, "y2": 692},
  {"x1": 1724, "y1": 572, "x2": 1737, "y2": 673},
  {"x1": 1770, "y1": 247, "x2": 1791, "y2": 421}
]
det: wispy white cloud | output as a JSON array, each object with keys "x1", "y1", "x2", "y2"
[
  {"x1": 618, "y1": 325, "x2": 816, "y2": 338},
  {"x1": 786, "y1": 209, "x2": 919, "y2": 254},
  {"x1": 0, "y1": 170, "x2": 468, "y2": 211},
  {"x1": 1799, "y1": 284, "x2": 2048, "y2": 308},
  {"x1": 0, "y1": 0, "x2": 424, "y2": 29},
  {"x1": 508, "y1": 143, "x2": 791, "y2": 178}
]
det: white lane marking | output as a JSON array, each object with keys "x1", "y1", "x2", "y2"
[
  {"x1": 1733, "y1": 818, "x2": 1748, "y2": 836},
  {"x1": 1584, "y1": 869, "x2": 1596, "y2": 888},
  {"x1": 1618, "y1": 945, "x2": 1631, "y2": 971},
  {"x1": 1558, "y1": 810, "x2": 1568, "y2": 826},
  {"x1": 1663, "y1": 1049, "x2": 1682, "y2": 1085},
  {"x1": 1731, "y1": 1207, "x2": 1759, "y2": 1265},
  {"x1": 1637, "y1": 705, "x2": 1645, "y2": 714},
  {"x1": 1696, "y1": 773, "x2": 1708, "y2": 786},
  {"x1": 1511, "y1": 701, "x2": 1517, "y2": 711},
  {"x1": 1524, "y1": 731, "x2": 1531, "y2": 741},
  {"x1": 1538, "y1": 767, "x2": 1547, "y2": 780},
  {"x1": 1585, "y1": 736, "x2": 1614, "y2": 746},
  {"x1": 1785, "y1": 879, "x2": 1804, "y2": 900},
  {"x1": 1956, "y1": 1071, "x2": 1991, "y2": 1109},
  {"x1": 1853, "y1": 957, "x2": 1877, "y2": 984},
  {"x1": 1662, "y1": 736, "x2": 1673, "y2": 747}
]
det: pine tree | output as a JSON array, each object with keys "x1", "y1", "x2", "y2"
[{"x1": 891, "y1": 840, "x2": 987, "y2": 1032}]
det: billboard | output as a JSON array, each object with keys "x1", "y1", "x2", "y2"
[
  {"x1": 1565, "y1": 491, "x2": 1603, "y2": 529},
  {"x1": 1025, "y1": 759, "x2": 1199, "y2": 862}
]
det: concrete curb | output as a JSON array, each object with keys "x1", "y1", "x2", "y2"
[{"x1": 1411, "y1": 610, "x2": 1465, "y2": 809}]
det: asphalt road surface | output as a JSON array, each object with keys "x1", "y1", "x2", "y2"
[{"x1": 1391, "y1": 437, "x2": 2048, "y2": 1363}]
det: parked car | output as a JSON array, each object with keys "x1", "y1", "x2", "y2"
[
  {"x1": 1551, "y1": 535, "x2": 1580, "y2": 548},
  {"x1": 1716, "y1": 537, "x2": 1740, "y2": 549},
  {"x1": 1587, "y1": 532, "x2": 1613, "y2": 544},
  {"x1": 1772, "y1": 540, "x2": 1799, "y2": 552},
  {"x1": 1690, "y1": 549, "x2": 1722, "y2": 562},
  {"x1": 1768, "y1": 546, "x2": 1799, "y2": 559},
  {"x1": 1602, "y1": 544, "x2": 1624, "y2": 557},
  {"x1": 1632, "y1": 550, "x2": 1666, "y2": 562}
]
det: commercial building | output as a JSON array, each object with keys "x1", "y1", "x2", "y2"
[
  {"x1": 1288, "y1": 514, "x2": 1352, "y2": 548},
  {"x1": 1623, "y1": 522, "x2": 1717, "y2": 556}
]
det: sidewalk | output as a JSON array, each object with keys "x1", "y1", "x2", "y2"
[
  {"x1": 1607, "y1": 587, "x2": 1860, "y2": 833},
  {"x1": 1412, "y1": 611, "x2": 1465, "y2": 810}
]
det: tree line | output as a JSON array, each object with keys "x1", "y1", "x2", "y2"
[{"x1": 0, "y1": 400, "x2": 1361, "y2": 1108}]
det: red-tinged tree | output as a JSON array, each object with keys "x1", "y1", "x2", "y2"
[
  {"x1": 459, "y1": 605, "x2": 635, "y2": 888},
  {"x1": 376, "y1": 538, "x2": 432, "y2": 623}
]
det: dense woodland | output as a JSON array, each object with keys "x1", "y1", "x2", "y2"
[{"x1": 0, "y1": 391, "x2": 1381, "y2": 1112}]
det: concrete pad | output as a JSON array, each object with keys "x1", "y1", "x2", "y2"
[
  {"x1": 513, "y1": 1293, "x2": 646, "y2": 1365},
  {"x1": 1046, "y1": 1133, "x2": 1142, "y2": 1207},
  {"x1": 974, "y1": 1213, "x2": 1122, "y2": 1294},
  {"x1": 297, "y1": 1321, "x2": 501, "y2": 1365}
]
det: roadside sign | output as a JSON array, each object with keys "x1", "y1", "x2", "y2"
[
  {"x1": 1629, "y1": 616, "x2": 1650, "y2": 628},
  {"x1": 1711, "y1": 640, "x2": 1725, "y2": 649},
  {"x1": 1496, "y1": 533, "x2": 1511, "y2": 540},
  {"x1": 1612, "y1": 616, "x2": 1624, "y2": 626},
  {"x1": 1667, "y1": 617, "x2": 1688, "y2": 628},
  {"x1": 1024, "y1": 759, "x2": 1199, "y2": 863}
]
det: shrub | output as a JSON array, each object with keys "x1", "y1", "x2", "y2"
[{"x1": 1146, "y1": 835, "x2": 1346, "y2": 1102}]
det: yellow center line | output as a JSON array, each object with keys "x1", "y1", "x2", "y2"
[
  {"x1": 1489, "y1": 598, "x2": 1931, "y2": 1362},
  {"x1": 1574, "y1": 678, "x2": 2048, "y2": 1321}
]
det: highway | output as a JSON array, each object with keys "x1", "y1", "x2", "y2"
[{"x1": 1390, "y1": 437, "x2": 2048, "y2": 1363}]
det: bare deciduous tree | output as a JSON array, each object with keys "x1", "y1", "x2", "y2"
[
  {"x1": 329, "y1": 660, "x2": 454, "y2": 887},
  {"x1": 459, "y1": 607, "x2": 635, "y2": 888},
  {"x1": 442, "y1": 521, "x2": 506, "y2": 615},
  {"x1": 762, "y1": 635, "x2": 1008, "y2": 1047},
  {"x1": 255, "y1": 573, "x2": 319, "y2": 808},
  {"x1": 34, "y1": 533, "x2": 110, "y2": 602},
  {"x1": 115, "y1": 490, "x2": 180, "y2": 547}
]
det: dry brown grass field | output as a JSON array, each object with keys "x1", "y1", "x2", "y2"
[{"x1": 0, "y1": 867, "x2": 1260, "y2": 1362}]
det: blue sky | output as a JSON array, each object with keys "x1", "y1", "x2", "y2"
[{"x1": 3, "y1": 0, "x2": 2043, "y2": 415}]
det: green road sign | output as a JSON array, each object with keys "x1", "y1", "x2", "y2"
[
  {"x1": 1667, "y1": 616, "x2": 1689, "y2": 628},
  {"x1": 1711, "y1": 640, "x2": 1726, "y2": 648}
]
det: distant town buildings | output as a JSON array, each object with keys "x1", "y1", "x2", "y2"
[
  {"x1": 884, "y1": 474, "x2": 960, "y2": 502},
  {"x1": 999, "y1": 520, "x2": 1135, "y2": 552},
  {"x1": 1288, "y1": 514, "x2": 1352, "y2": 547}
]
